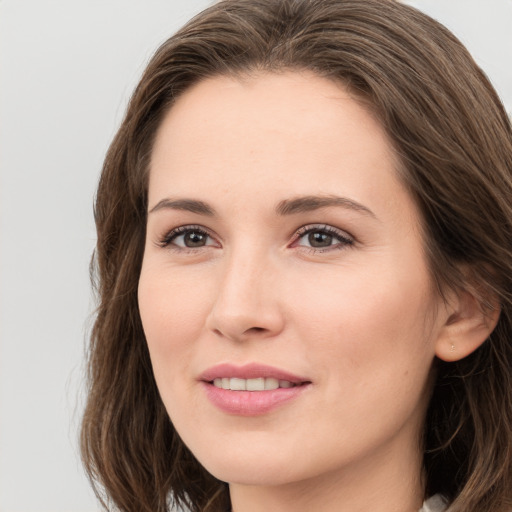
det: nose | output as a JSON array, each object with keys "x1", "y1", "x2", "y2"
[{"x1": 205, "y1": 249, "x2": 285, "y2": 342}]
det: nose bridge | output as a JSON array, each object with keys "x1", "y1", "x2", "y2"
[{"x1": 206, "y1": 242, "x2": 283, "y2": 340}]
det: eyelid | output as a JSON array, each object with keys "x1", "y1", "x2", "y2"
[
  {"x1": 154, "y1": 223, "x2": 354, "y2": 252},
  {"x1": 291, "y1": 224, "x2": 355, "y2": 251},
  {"x1": 157, "y1": 224, "x2": 220, "y2": 249}
]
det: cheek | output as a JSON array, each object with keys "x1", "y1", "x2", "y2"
[
  {"x1": 284, "y1": 263, "x2": 437, "y2": 453},
  {"x1": 137, "y1": 265, "x2": 211, "y2": 392},
  {"x1": 288, "y1": 258, "x2": 436, "y2": 382}
]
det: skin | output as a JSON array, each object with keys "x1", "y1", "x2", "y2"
[{"x1": 138, "y1": 71, "x2": 460, "y2": 512}]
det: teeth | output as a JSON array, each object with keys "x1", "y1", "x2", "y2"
[
  {"x1": 230, "y1": 378, "x2": 246, "y2": 391},
  {"x1": 246, "y1": 377, "x2": 265, "y2": 391},
  {"x1": 212, "y1": 377, "x2": 297, "y2": 391},
  {"x1": 264, "y1": 377, "x2": 279, "y2": 390}
]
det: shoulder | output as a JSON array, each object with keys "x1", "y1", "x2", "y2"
[{"x1": 419, "y1": 494, "x2": 448, "y2": 512}]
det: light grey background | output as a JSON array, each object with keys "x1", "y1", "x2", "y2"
[{"x1": 0, "y1": 1, "x2": 510, "y2": 511}]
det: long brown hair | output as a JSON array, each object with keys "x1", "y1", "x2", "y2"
[{"x1": 81, "y1": 1, "x2": 512, "y2": 511}]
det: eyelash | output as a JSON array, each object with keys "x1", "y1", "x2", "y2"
[
  {"x1": 157, "y1": 224, "x2": 354, "y2": 253},
  {"x1": 293, "y1": 224, "x2": 354, "y2": 252},
  {"x1": 157, "y1": 225, "x2": 214, "y2": 251}
]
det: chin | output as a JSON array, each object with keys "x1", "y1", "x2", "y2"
[
  {"x1": 187, "y1": 439, "x2": 308, "y2": 486},
  {"x1": 204, "y1": 459, "x2": 303, "y2": 487}
]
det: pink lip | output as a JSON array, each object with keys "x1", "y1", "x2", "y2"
[
  {"x1": 199, "y1": 362, "x2": 308, "y2": 383},
  {"x1": 199, "y1": 363, "x2": 312, "y2": 416}
]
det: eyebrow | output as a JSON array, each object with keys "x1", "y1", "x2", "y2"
[
  {"x1": 149, "y1": 198, "x2": 216, "y2": 216},
  {"x1": 276, "y1": 195, "x2": 376, "y2": 218},
  {"x1": 148, "y1": 194, "x2": 376, "y2": 219}
]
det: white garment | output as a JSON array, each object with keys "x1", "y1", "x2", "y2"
[{"x1": 419, "y1": 494, "x2": 448, "y2": 512}]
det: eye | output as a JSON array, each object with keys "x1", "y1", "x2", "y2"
[
  {"x1": 159, "y1": 225, "x2": 218, "y2": 249},
  {"x1": 293, "y1": 225, "x2": 354, "y2": 251}
]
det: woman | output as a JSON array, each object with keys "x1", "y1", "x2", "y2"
[{"x1": 81, "y1": 1, "x2": 512, "y2": 511}]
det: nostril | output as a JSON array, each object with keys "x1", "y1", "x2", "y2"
[{"x1": 246, "y1": 326, "x2": 266, "y2": 334}]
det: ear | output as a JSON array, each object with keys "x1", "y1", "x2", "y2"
[{"x1": 435, "y1": 286, "x2": 501, "y2": 362}]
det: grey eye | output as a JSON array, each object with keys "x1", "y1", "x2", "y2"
[
  {"x1": 306, "y1": 231, "x2": 334, "y2": 247},
  {"x1": 295, "y1": 226, "x2": 353, "y2": 250},
  {"x1": 168, "y1": 228, "x2": 216, "y2": 248},
  {"x1": 180, "y1": 230, "x2": 209, "y2": 247}
]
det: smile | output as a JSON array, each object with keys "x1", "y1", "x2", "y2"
[
  {"x1": 212, "y1": 377, "x2": 296, "y2": 391},
  {"x1": 200, "y1": 363, "x2": 311, "y2": 415}
]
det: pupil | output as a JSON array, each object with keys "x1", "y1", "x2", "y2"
[
  {"x1": 185, "y1": 231, "x2": 206, "y2": 247},
  {"x1": 309, "y1": 231, "x2": 332, "y2": 247}
]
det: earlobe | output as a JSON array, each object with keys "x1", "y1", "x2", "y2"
[{"x1": 435, "y1": 287, "x2": 501, "y2": 362}]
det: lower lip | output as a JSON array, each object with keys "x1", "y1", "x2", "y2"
[{"x1": 201, "y1": 381, "x2": 310, "y2": 416}]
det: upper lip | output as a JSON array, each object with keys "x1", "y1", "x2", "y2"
[{"x1": 199, "y1": 363, "x2": 310, "y2": 384}]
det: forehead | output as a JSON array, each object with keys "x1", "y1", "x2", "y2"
[
  {"x1": 148, "y1": 71, "x2": 414, "y2": 225},
  {"x1": 152, "y1": 71, "x2": 384, "y2": 161}
]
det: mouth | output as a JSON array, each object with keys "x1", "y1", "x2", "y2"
[
  {"x1": 199, "y1": 363, "x2": 311, "y2": 415},
  {"x1": 210, "y1": 377, "x2": 300, "y2": 391},
  {"x1": 199, "y1": 362, "x2": 310, "y2": 387}
]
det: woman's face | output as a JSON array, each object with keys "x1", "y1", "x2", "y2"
[{"x1": 138, "y1": 72, "x2": 449, "y2": 489}]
